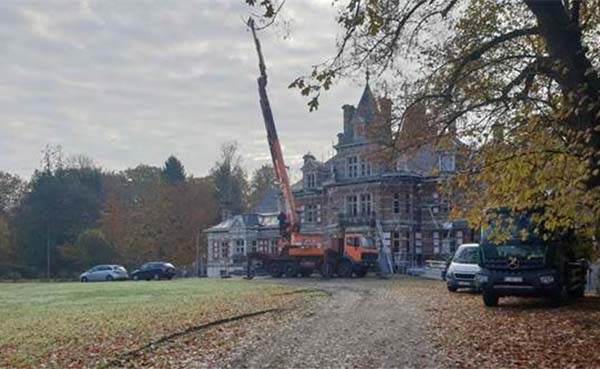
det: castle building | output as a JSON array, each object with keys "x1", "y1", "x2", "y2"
[{"x1": 204, "y1": 82, "x2": 475, "y2": 277}]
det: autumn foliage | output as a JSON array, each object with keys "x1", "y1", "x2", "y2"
[
  {"x1": 247, "y1": 0, "x2": 600, "y2": 255},
  {"x1": 0, "y1": 143, "x2": 277, "y2": 278},
  {"x1": 0, "y1": 152, "x2": 219, "y2": 278}
]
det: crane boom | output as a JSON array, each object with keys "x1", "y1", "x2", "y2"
[
  {"x1": 244, "y1": 19, "x2": 380, "y2": 280},
  {"x1": 248, "y1": 18, "x2": 299, "y2": 231}
]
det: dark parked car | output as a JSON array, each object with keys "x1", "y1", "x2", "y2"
[{"x1": 131, "y1": 262, "x2": 176, "y2": 281}]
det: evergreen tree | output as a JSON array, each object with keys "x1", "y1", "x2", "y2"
[
  {"x1": 163, "y1": 156, "x2": 186, "y2": 185},
  {"x1": 15, "y1": 166, "x2": 104, "y2": 277}
]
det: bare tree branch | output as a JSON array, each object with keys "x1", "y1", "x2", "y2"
[{"x1": 444, "y1": 27, "x2": 540, "y2": 99}]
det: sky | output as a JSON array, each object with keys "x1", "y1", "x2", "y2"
[{"x1": 0, "y1": 0, "x2": 366, "y2": 180}]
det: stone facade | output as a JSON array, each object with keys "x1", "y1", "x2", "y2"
[
  {"x1": 204, "y1": 213, "x2": 281, "y2": 277},
  {"x1": 293, "y1": 83, "x2": 475, "y2": 267},
  {"x1": 204, "y1": 82, "x2": 475, "y2": 276}
]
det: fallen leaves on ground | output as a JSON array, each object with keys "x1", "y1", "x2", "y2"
[
  {"x1": 6, "y1": 278, "x2": 597, "y2": 369},
  {"x1": 425, "y1": 286, "x2": 600, "y2": 369}
]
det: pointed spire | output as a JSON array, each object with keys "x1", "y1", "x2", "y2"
[{"x1": 355, "y1": 77, "x2": 378, "y2": 124}]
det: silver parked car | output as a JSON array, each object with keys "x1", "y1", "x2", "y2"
[{"x1": 80, "y1": 265, "x2": 129, "y2": 282}]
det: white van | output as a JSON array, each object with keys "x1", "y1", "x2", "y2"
[{"x1": 446, "y1": 243, "x2": 480, "y2": 292}]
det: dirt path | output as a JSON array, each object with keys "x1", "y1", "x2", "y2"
[{"x1": 199, "y1": 277, "x2": 445, "y2": 369}]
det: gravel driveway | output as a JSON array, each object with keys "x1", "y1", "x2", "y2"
[{"x1": 208, "y1": 276, "x2": 446, "y2": 369}]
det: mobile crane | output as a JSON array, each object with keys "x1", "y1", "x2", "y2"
[{"x1": 245, "y1": 18, "x2": 379, "y2": 279}]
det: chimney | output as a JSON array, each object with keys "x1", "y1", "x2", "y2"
[
  {"x1": 342, "y1": 104, "x2": 355, "y2": 141},
  {"x1": 378, "y1": 97, "x2": 392, "y2": 127}
]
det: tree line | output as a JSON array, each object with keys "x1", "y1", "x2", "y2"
[{"x1": 0, "y1": 142, "x2": 275, "y2": 278}]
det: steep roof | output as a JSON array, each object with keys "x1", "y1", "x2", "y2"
[
  {"x1": 353, "y1": 82, "x2": 379, "y2": 124},
  {"x1": 204, "y1": 213, "x2": 279, "y2": 233}
]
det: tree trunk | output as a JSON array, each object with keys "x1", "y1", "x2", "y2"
[{"x1": 525, "y1": 0, "x2": 600, "y2": 189}]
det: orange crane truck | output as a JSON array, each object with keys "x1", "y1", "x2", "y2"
[{"x1": 245, "y1": 18, "x2": 379, "y2": 279}]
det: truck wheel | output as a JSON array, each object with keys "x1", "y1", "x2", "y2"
[
  {"x1": 320, "y1": 261, "x2": 334, "y2": 279},
  {"x1": 336, "y1": 259, "x2": 353, "y2": 278},
  {"x1": 570, "y1": 287, "x2": 585, "y2": 299},
  {"x1": 483, "y1": 291, "x2": 499, "y2": 307},
  {"x1": 268, "y1": 263, "x2": 283, "y2": 278},
  {"x1": 283, "y1": 263, "x2": 299, "y2": 278},
  {"x1": 447, "y1": 285, "x2": 458, "y2": 293},
  {"x1": 300, "y1": 268, "x2": 312, "y2": 278},
  {"x1": 355, "y1": 267, "x2": 367, "y2": 278}
]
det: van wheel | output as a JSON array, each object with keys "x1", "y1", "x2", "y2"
[
  {"x1": 106, "y1": 275, "x2": 113, "y2": 281},
  {"x1": 81, "y1": 277, "x2": 88, "y2": 283},
  {"x1": 483, "y1": 291, "x2": 499, "y2": 307}
]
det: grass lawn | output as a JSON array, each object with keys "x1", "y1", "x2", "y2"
[{"x1": 0, "y1": 279, "x2": 305, "y2": 369}]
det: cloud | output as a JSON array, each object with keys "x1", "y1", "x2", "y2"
[{"x1": 0, "y1": 0, "x2": 366, "y2": 180}]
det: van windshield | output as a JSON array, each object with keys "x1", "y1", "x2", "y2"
[{"x1": 453, "y1": 247, "x2": 479, "y2": 264}]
